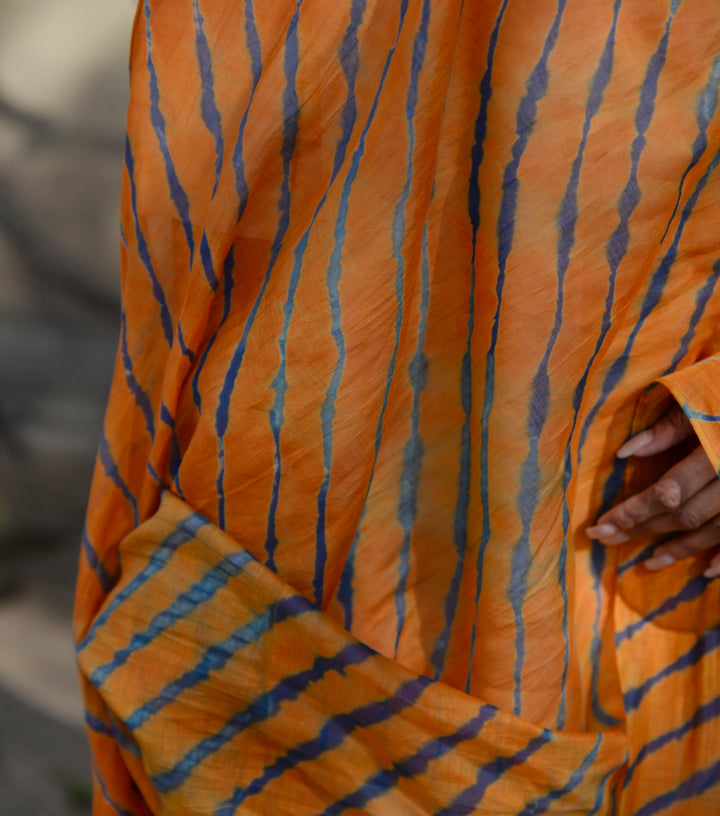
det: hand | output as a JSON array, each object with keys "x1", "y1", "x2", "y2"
[{"x1": 586, "y1": 404, "x2": 720, "y2": 578}]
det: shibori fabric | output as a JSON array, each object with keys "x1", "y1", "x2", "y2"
[{"x1": 75, "y1": 1, "x2": 720, "y2": 813}]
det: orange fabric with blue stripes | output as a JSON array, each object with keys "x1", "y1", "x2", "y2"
[{"x1": 75, "y1": 1, "x2": 720, "y2": 813}]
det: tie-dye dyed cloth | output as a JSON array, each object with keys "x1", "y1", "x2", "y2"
[{"x1": 75, "y1": 1, "x2": 720, "y2": 813}]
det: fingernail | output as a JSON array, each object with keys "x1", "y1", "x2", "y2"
[
  {"x1": 645, "y1": 553, "x2": 676, "y2": 571},
  {"x1": 586, "y1": 524, "x2": 619, "y2": 539},
  {"x1": 617, "y1": 429, "x2": 654, "y2": 459},
  {"x1": 704, "y1": 562, "x2": 720, "y2": 579}
]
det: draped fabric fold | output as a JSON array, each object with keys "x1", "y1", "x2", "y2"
[{"x1": 75, "y1": 1, "x2": 720, "y2": 812}]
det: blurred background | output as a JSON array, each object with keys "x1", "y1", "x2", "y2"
[{"x1": 0, "y1": 1, "x2": 137, "y2": 811}]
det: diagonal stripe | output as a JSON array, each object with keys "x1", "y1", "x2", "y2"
[
  {"x1": 77, "y1": 513, "x2": 206, "y2": 654},
  {"x1": 624, "y1": 622, "x2": 720, "y2": 711},
  {"x1": 90, "y1": 550, "x2": 254, "y2": 687},
  {"x1": 216, "y1": 675, "x2": 433, "y2": 811},
  {"x1": 317, "y1": 707, "x2": 498, "y2": 816},
  {"x1": 152, "y1": 642, "x2": 373, "y2": 794},
  {"x1": 125, "y1": 592, "x2": 313, "y2": 731}
]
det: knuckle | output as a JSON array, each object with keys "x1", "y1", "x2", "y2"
[
  {"x1": 650, "y1": 480, "x2": 682, "y2": 511},
  {"x1": 677, "y1": 507, "x2": 704, "y2": 531},
  {"x1": 710, "y1": 515, "x2": 720, "y2": 535}
]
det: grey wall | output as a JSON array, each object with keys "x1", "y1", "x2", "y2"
[{"x1": 0, "y1": 2, "x2": 137, "y2": 812}]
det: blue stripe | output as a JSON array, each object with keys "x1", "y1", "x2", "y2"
[
  {"x1": 177, "y1": 322, "x2": 194, "y2": 362},
  {"x1": 144, "y1": 0, "x2": 196, "y2": 264},
  {"x1": 271, "y1": 0, "x2": 367, "y2": 586},
  {"x1": 160, "y1": 402, "x2": 185, "y2": 499},
  {"x1": 588, "y1": 764, "x2": 625, "y2": 816},
  {"x1": 389, "y1": 0, "x2": 430, "y2": 657},
  {"x1": 617, "y1": 542, "x2": 655, "y2": 576},
  {"x1": 91, "y1": 760, "x2": 137, "y2": 816},
  {"x1": 125, "y1": 593, "x2": 312, "y2": 730},
  {"x1": 615, "y1": 574, "x2": 708, "y2": 645},
  {"x1": 587, "y1": 463, "x2": 626, "y2": 727},
  {"x1": 152, "y1": 642, "x2": 373, "y2": 793},
  {"x1": 661, "y1": 38, "x2": 720, "y2": 242},
  {"x1": 192, "y1": 248, "x2": 236, "y2": 409},
  {"x1": 624, "y1": 622, "x2": 720, "y2": 711},
  {"x1": 624, "y1": 691, "x2": 720, "y2": 788},
  {"x1": 633, "y1": 756, "x2": 720, "y2": 816},
  {"x1": 397, "y1": 226, "x2": 430, "y2": 659},
  {"x1": 511, "y1": 0, "x2": 621, "y2": 725},
  {"x1": 325, "y1": 0, "x2": 412, "y2": 619},
  {"x1": 265, "y1": 2, "x2": 302, "y2": 569},
  {"x1": 318, "y1": 708, "x2": 498, "y2": 816},
  {"x1": 124, "y1": 139, "x2": 174, "y2": 346},
  {"x1": 193, "y1": 0, "x2": 225, "y2": 195},
  {"x1": 660, "y1": 255, "x2": 720, "y2": 375},
  {"x1": 81, "y1": 527, "x2": 115, "y2": 594},
  {"x1": 577, "y1": 1, "x2": 680, "y2": 459},
  {"x1": 437, "y1": 731, "x2": 551, "y2": 815},
  {"x1": 231, "y1": 0, "x2": 261, "y2": 221},
  {"x1": 85, "y1": 710, "x2": 114, "y2": 738},
  {"x1": 518, "y1": 735, "x2": 603, "y2": 815},
  {"x1": 97, "y1": 433, "x2": 139, "y2": 527},
  {"x1": 199, "y1": 232, "x2": 220, "y2": 290},
  {"x1": 120, "y1": 310, "x2": 155, "y2": 438},
  {"x1": 215, "y1": 2, "x2": 303, "y2": 530},
  {"x1": 682, "y1": 404, "x2": 720, "y2": 423},
  {"x1": 465, "y1": 0, "x2": 511, "y2": 691},
  {"x1": 216, "y1": 675, "x2": 433, "y2": 812},
  {"x1": 90, "y1": 550, "x2": 254, "y2": 687},
  {"x1": 77, "y1": 514, "x2": 205, "y2": 653},
  {"x1": 479, "y1": 0, "x2": 570, "y2": 710}
]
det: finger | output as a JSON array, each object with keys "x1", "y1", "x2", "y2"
[
  {"x1": 705, "y1": 551, "x2": 720, "y2": 579},
  {"x1": 617, "y1": 403, "x2": 693, "y2": 459},
  {"x1": 588, "y1": 446, "x2": 716, "y2": 542},
  {"x1": 606, "y1": 478, "x2": 720, "y2": 539},
  {"x1": 645, "y1": 515, "x2": 720, "y2": 570}
]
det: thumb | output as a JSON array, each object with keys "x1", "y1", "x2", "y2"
[{"x1": 617, "y1": 402, "x2": 693, "y2": 459}]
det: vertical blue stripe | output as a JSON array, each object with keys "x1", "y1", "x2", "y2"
[
  {"x1": 661, "y1": 39, "x2": 720, "y2": 242},
  {"x1": 231, "y1": 0, "x2": 262, "y2": 222},
  {"x1": 143, "y1": 0, "x2": 196, "y2": 264},
  {"x1": 385, "y1": 0, "x2": 431, "y2": 656},
  {"x1": 124, "y1": 138, "x2": 174, "y2": 346},
  {"x1": 662, "y1": 258, "x2": 720, "y2": 376},
  {"x1": 91, "y1": 760, "x2": 137, "y2": 816},
  {"x1": 265, "y1": 1, "x2": 302, "y2": 569},
  {"x1": 469, "y1": 0, "x2": 569, "y2": 697},
  {"x1": 267, "y1": 0, "x2": 367, "y2": 586},
  {"x1": 97, "y1": 433, "x2": 139, "y2": 527},
  {"x1": 160, "y1": 402, "x2": 185, "y2": 499},
  {"x1": 510, "y1": 0, "x2": 621, "y2": 725},
  {"x1": 193, "y1": 0, "x2": 225, "y2": 196},
  {"x1": 215, "y1": 2, "x2": 303, "y2": 530},
  {"x1": 81, "y1": 527, "x2": 115, "y2": 594},
  {"x1": 192, "y1": 248, "x2": 236, "y2": 409},
  {"x1": 395, "y1": 226, "x2": 430, "y2": 658},
  {"x1": 463, "y1": 0, "x2": 511, "y2": 690},
  {"x1": 321, "y1": 0, "x2": 412, "y2": 616}
]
